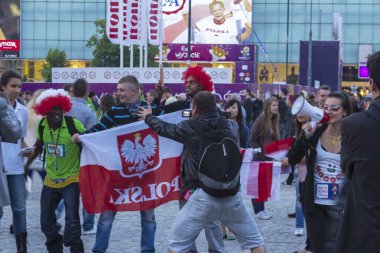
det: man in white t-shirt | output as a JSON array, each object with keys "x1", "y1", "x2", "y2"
[
  {"x1": 195, "y1": 0, "x2": 238, "y2": 44},
  {"x1": 1, "y1": 70, "x2": 29, "y2": 252}
]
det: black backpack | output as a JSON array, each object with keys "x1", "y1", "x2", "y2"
[
  {"x1": 189, "y1": 118, "x2": 243, "y2": 197},
  {"x1": 37, "y1": 116, "x2": 82, "y2": 170}
]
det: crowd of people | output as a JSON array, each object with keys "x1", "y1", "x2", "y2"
[{"x1": 0, "y1": 51, "x2": 380, "y2": 253}]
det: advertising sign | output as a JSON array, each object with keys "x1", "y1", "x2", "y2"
[
  {"x1": 0, "y1": 0, "x2": 20, "y2": 58},
  {"x1": 161, "y1": 43, "x2": 254, "y2": 62},
  {"x1": 163, "y1": 0, "x2": 253, "y2": 44},
  {"x1": 51, "y1": 67, "x2": 232, "y2": 84}
]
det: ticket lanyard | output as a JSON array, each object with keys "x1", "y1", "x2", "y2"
[{"x1": 49, "y1": 126, "x2": 61, "y2": 171}]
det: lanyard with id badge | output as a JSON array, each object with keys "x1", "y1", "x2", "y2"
[
  {"x1": 47, "y1": 127, "x2": 65, "y2": 170},
  {"x1": 315, "y1": 182, "x2": 340, "y2": 201}
]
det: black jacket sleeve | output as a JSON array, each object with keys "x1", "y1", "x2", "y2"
[{"x1": 145, "y1": 114, "x2": 189, "y2": 143}]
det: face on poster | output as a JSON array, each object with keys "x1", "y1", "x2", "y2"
[
  {"x1": 163, "y1": 0, "x2": 253, "y2": 45},
  {"x1": 0, "y1": 0, "x2": 21, "y2": 58}
]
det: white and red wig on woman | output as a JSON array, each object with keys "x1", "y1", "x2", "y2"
[{"x1": 34, "y1": 89, "x2": 72, "y2": 116}]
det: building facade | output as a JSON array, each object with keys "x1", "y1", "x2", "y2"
[{"x1": 2, "y1": 0, "x2": 379, "y2": 87}]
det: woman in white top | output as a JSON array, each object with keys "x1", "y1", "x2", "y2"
[
  {"x1": 0, "y1": 70, "x2": 29, "y2": 252},
  {"x1": 288, "y1": 92, "x2": 352, "y2": 253}
]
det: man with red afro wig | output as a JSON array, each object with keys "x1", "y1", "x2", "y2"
[
  {"x1": 163, "y1": 66, "x2": 215, "y2": 113},
  {"x1": 25, "y1": 88, "x2": 86, "y2": 253}
]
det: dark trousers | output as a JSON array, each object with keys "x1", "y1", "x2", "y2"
[
  {"x1": 40, "y1": 183, "x2": 84, "y2": 253},
  {"x1": 304, "y1": 203, "x2": 342, "y2": 253},
  {"x1": 251, "y1": 199, "x2": 265, "y2": 214}
]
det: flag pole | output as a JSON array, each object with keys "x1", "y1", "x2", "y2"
[
  {"x1": 119, "y1": 0, "x2": 123, "y2": 67},
  {"x1": 159, "y1": 0, "x2": 164, "y2": 85}
]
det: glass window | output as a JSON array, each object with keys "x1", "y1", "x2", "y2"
[
  {"x1": 34, "y1": 21, "x2": 47, "y2": 40},
  {"x1": 344, "y1": 24, "x2": 359, "y2": 44},
  {"x1": 46, "y1": 40, "x2": 60, "y2": 51},
  {"x1": 359, "y1": 25, "x2": 373, "y2": 43},
  {"x1": 34, "y1": 40, "x2": 47, "y2": 59},
  {"x1": 21, "y1": 40, "x2": 34, "y2": 59},
  {"x1": 373, "y1": 25, "x2": 380, "y2": 45},
  {"x1": 72, "y1": 3, "x2": 85, "y2": 21},
  {"x1": 84, "y1": 21, "x2": 97, "y2": 40},
  {"x1": 60, "y1": 2, "x2": 72, "y2": 22},
  {"x1": 345, "y1": 4, "x2": 359, "y2": 24},
  {"x1": 47, "y1": 22, "x2": 59, "y2": 40},
  {"x1": 85, "y1": 3, "x2": 97, "y2": 21},
  {"x1": 34, "y1": 3, "x2": 46, "y2": 21},
  {"x1": 59, "y1": 22, "x2": 72, "y2": 40},
  {"x1": 344, "y1": 44, "x2": 358, "y2": 63},
  {"x1": 291, "y1": 4, "x2": 307, "y2": 23},
  {"x1": 22, "y1": 2, "x2": 34, "y2": 20},
  {"x1": 360, "y1": 4, "x2": 373, "y2": 24},
  {"x1": 72, "y1": 41, "x2": 85, "y2": 59},
  {"x1": 59, "y1": 41, "x2": 72, "y2": 58},
  {"x1": 21, "y1": 22, "x2": 34, "y2": 40},
  {"x1": 72, "y1": 22, "x2": 85, "y2": 41},
  {"x1": 47, "y1": 2, "x2": 59, "y2": 21}
]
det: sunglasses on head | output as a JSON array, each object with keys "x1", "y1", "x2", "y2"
[{"x1": 323, "y1": 104, "x2": 341, "y2": 112}]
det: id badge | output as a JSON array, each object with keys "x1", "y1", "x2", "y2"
[
  {"x1": 47, "y1": 143, "x2": 65, "y2": 158},
  {"x1": 315, "y1": 183, "x2": 340, "y2": 200}
]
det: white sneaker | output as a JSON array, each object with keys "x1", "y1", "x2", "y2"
[
  {"x1": 256, "y1": 211, "x2": 272, "y2": 220},
  {"x1": 83, "y1": 225, "x2": 97, "y2": 235},
  {"x1": 294, "y1": 228, "x2": 304, "y2": 236}
]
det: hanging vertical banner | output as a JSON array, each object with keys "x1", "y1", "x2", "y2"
[
  {"x1": 106, "y1": 0, "x2": 125, "y2": 44},
  {"x1": 123, "y1": 0, "x2": 143, "y2": 46},
  {"x1": 147, "y1": 0, "x2": 161, "y2": 45}
]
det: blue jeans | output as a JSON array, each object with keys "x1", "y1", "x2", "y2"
[
  {"x1": 251, "y1": 199, "x2": 265, "y2": 214},
  {"x1": 55, "y1": 200, "x2": 95, "y2": 231},
  {"x1": 7, "y1": 174, "x2": 27, "y2": 235},
  {"x1": 295, "y1": 167, "x2": 305, "y2": 229},
  {"x1": 40, "y1": 183, "x2": 84, "y2": 253},
  {"x1": 92, "y1": 209, "x2": 156, "y2": 253}
]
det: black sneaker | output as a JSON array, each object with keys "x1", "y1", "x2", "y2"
[
  {"x1": 288, "y1": 212, "x2": 296, "y2": 218},
  {"x1": 9, "y1": 224, "x2": 13, "y2": 234}
]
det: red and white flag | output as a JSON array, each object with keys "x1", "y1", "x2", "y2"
[
  {"x1": 264, "y1": 137, "x2": 295, "y2": 161},
  {"x1": 240, "y1": 149, "x2": 282, "y2": 202},
  {"x1": 79, "y1": 112, "x2": 184, "y2": 214}
]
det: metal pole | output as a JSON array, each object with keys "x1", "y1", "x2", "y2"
[
  {"x1": 319, "y1": 9, "x2": 322, "y2": 40},
  {"x1": 285, "y1": 0, "x2": 290, "y2": 85},
  {"x1": 307, "y1": 0, "x2": 313, "y2": 87},
  {"x1": 187, "y1": 0, "x2": 192, "y2": 66}
]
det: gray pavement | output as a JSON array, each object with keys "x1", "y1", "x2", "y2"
[{"x1": 0, "y1": 175, "x2": 305, "y2": 253}]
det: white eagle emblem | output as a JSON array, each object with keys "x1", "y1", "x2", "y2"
[{"x1": 120, "y1": 133, "x2": 157, "y2": 173}]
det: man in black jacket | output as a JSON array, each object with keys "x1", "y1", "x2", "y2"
[
  {"x1": 139, "y1": 91, "x2": 266, "y2": 253},
  {"x1": 334, "y1": 51, "x2": 380, "y2": 253}
]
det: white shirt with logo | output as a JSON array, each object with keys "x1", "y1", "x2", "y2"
[
  {"x1": 195, "y1": 16, "x2": 238, "y2": 44},
  {"x1": 1, "y1": 101, "x2": 28, "y2": 175},
  {"x1": 314, "y1": 139, "x2": 344, "y2": 205}
]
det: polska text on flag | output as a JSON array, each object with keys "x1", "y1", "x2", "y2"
[{"x1": 79, "y1": 111, "x2": 184, "y2": 214}]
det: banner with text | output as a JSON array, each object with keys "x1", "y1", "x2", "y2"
[
  {"x1": 79, "y1": 112, "x2": 184, "y2": 213},
  {"x1": 0, "y1": 0, "x2": 20, "y2": 58}
]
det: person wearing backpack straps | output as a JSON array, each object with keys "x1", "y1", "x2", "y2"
[
  {"x1": 139, "y1": 91, "x2": 266, "y2": 253},
  {"x1": 24, "y1": 89, "x2": 86, "y2": 253}
]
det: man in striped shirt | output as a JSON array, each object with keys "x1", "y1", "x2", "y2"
[{"x1": 83, "y1": 75, "x2": 162, "y2": 253}]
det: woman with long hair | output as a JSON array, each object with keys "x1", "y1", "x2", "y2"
[
  {"x1": 225, "y1": 99, "x2": 249, "y2": 148},
  {"x1": 288, "y1": 92, "x2": 352, "y2": 253},
  {"x1": 249, "y1": 97, "x2": 280, "y2": 220},
  {"x1": 96, "y1": 93, "x2": 117, "y2": 120}
]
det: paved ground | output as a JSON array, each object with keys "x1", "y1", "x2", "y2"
[{"x1": 0, "y1": 175, "x2": 305, "y2": 253}]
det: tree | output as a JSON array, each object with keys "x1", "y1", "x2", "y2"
[
  {"x1": 41, "y1": 48, "x2": 68, "y2": 82},
  {"x1": 86, "y1": 19, "x2": 159, "y2": 67}
]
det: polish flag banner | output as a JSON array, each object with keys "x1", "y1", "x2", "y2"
[
  {"x1": 240, "y1": 149, "x2": 282, "y2": 202},
  {"x1": 264, "y1": 137, "x2": 295, "y2": 161},
  {"x1": 79, "y1": 112, "x2": 184, "y2": 214}
]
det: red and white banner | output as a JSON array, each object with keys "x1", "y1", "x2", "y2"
[
  {"x1": 106, "y1": 0, "x2": 162, "y2": 46},
  {"x1": 240, "y1": 149, "x2": 282, "y2": 202},
  {"x1": 264, "y1": 137, "x2": 295, "y2": 161},
  {"x1": 79, "y1": 111, "x2": 184, "y2": 213}
]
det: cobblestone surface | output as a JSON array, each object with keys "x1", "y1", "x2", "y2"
[{"x1": 0, "y1": 175, "x2": 305, "y2": 253}]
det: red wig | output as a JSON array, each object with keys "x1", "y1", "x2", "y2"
[
  {"x1": 34, "y1": 89, "x2": 72, "y2": 116},
  {"x1": 182, "y1": 66, "x2": 214, "y2": 92}
]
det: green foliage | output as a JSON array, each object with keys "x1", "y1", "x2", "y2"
[
  {"x1": 86, "y1": 19, "x2": 159, "y2": 67},
  {"x1": 41, "y1": 48, "x2": 68, "y2": 82}
]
